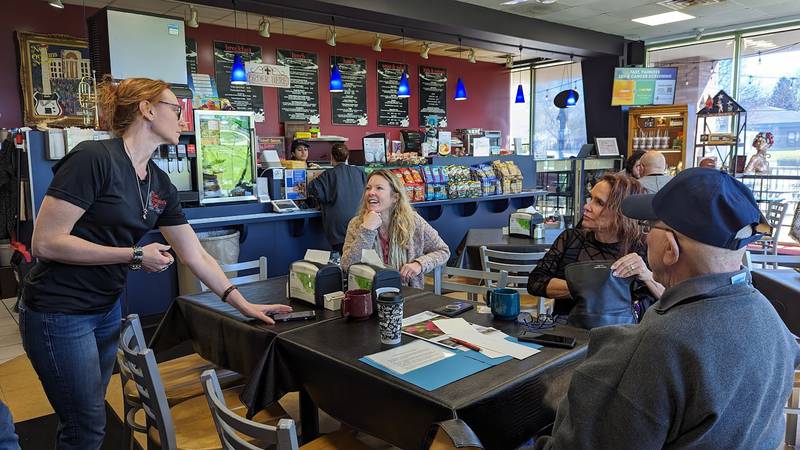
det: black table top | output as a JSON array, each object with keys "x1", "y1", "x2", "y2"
[
  {"x1": 752, "y1": 269, "x2": 800, "y2": 335},
  {"x1": 149, "y1": 276, "x2": 342, "y2": 375},
  {"x1": 277, "y1": 291, "x2": 588, "y2": 450},
  {"x1": 455, "y1": 227, "x2": 561, "y2": 270}
]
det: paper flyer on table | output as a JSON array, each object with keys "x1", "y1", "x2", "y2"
[
  {"x1": 434, "y1": 318, "x2": 540, "y2": 360},
  {"x1": 364, "y1": 340, "x2": 454, "y2": 375},
  {"x1": 402, "y1": 311, "x2": 507, "y2": 355}
]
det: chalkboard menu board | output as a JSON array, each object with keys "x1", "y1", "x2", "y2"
[
  {"x1": 185, "y1": 37, "x2": 198, "y2": 75},
  {"x1": 277, "y1": 49, "x2": 320, "y2": 123},
  {"x1": 331, "y1": 56, "x2": 367, "y2": 126},
  {"x1": 419, "y1": 66, "x2": 447, "y2": 127},
  {"x1": 213, "y1": 41, "x2": 264, "y2": 121},
  {"x1": 377, "y1": 61, "x2": 409, "y2": 127}
]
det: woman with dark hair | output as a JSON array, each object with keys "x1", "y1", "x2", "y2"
[
  {"x1": 19, "y1": 77, "x2": 290, "y2": 449},
  {"x1": 624, "y1": 150, "x2": 647, "y2": 178},
  {"x1": 528, "y1": 173, "x2": 664, "y2": 316},
  {"x1": 341, "y1": 169, "x2": 449, "y2": 287}
]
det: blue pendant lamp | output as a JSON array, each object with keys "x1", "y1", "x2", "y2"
[
  {"x1": 454, "y1": 78, "x2": 468, "y2": 101},
  {"x1": 330, "y1": 63, "x2": 343, "y2": 92},
  {"x1": 454, "y1": 37, "x2": 468, "y2": 101},
  {"x1": 231, "y1": 54, "x2": 247, "y2": 85},
  {"x1": 515, "y1": 84, "x2": 525, "y2": 103},
  {"x1": 397, "y1": 70, "x2": 411, "y2": 98},
  {"x1": 396, "y1": 28, "x2": 410, "y2": 98},
  {"x1": 229, "y1": 1, "x2": 247, "y2": 85},
  {"x1": 565, "y1": 89, "x2": 578, "y2": 107},
  {"x1": 514, "y1": 45, "x2": 525, "y2": 103},
  {"x1": 328, "y1": 16, "x2": 343, "y2": 93}
]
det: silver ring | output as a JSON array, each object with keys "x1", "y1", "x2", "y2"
[{"x1": 629, "y1": 264, "x2": 635, "y2": 271}]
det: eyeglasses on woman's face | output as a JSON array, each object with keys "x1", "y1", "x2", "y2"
[{"x1": 158, "y1": 101, "x2": 182, "y2": 119}]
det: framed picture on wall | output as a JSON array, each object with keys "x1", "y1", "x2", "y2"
[
  {"x1": 17, "y1": 32, "x2": 93, "y2": 127},
  {"x1": 594, "y1": 137, "x2": 620, "y2": 157}
]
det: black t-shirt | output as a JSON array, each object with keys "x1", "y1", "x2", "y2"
[{"x1": 23, "y1": 138, "x2": 187, "y2": 314}]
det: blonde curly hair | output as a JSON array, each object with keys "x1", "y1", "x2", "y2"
[{"x1": 352, "y1": 169, "x2": 416, "y2": 248}]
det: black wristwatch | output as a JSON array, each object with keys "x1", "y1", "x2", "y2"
[{"x1": 129, "y1": 246, "x2": 144, "y2": 271}]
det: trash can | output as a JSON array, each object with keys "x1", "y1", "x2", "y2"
[{"x1": 177, "y1": 229, "x2": 240, "y2": 295}]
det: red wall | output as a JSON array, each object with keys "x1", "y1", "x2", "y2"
[{"x1": 0, "y1": 1, "x2": 510, "y2": 146}]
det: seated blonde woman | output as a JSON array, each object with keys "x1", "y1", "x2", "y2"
[{"x1": 341, "y1": 169, "x2": 450, "y2": 287}]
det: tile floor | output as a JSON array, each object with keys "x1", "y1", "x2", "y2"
[{"x1": 0, "y1": 297, "x2": 23, "y2": 365}]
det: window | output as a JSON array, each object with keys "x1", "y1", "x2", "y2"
[
  {"x1": 509, "y1": 68, "x2": 531, "y2": 154},
  {"x1": 648, "y1": 38, "x2": 735, "y2": 165},
  {"x1": 532, "y1": 62, "x2": 586, "y2": 158},
  {"x1": 739, "y1": 28, "x2": 800, "y2": 173}
]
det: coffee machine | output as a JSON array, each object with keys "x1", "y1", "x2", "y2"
[
  {"x1": 455, "y1": 128, "x2": 484, "y2": 155},
  {"x1": 152, "y1": 143, "x2": 198, "y2": 203}
]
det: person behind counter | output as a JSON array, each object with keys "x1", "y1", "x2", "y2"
[
  {"x1": 307, "y1": 143, "x2": 366, "y2": 253},
  {"x1": 289, "y1": 139, "x2": 320, "y2": 168},
  {"x1": 341, "y1": 169, "x2": 450, "y2": 287},
  {"x1": 527, "y1": 173, "x2": 664, "y2": 318},
  {"x1": 19, "y1": 77, "x2": 291, "y2": 450}
]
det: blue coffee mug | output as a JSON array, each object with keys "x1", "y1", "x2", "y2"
[{"x1": 486, "y1": 288, "x2": 520, "y2": 320}]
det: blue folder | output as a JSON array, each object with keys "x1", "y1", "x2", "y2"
[{"x1": 359, "y1": 337, "x2": 541, "y2": 391}]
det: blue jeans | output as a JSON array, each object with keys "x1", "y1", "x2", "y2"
[
  {"x1": 19, "y1": 299, "x2": 121, "y2": 450},
  {"x1": 0, "y1": 399, "x2": 20, "y2": 450}
]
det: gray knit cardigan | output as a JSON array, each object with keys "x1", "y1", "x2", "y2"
[{"x1": 341, "y1": 211, "x2": 450, "y2": 288}]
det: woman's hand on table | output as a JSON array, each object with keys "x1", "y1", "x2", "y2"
[
  {"x1": 611, "y1": 253, "x2": 654, "y2": 282},
  {"x1": 400, "y1": 261, "x2": 422, "y2": 283},
  {"x1": 234, "y1": 300, "x2": 293, "y2": 325}
]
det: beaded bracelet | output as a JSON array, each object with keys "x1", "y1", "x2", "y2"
[{"x1": 221, "y1": 285, "x2": 239, "y2": 303}]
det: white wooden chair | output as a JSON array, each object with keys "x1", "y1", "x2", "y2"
[
  {"x1": 479, "y1": 246, "x2": 548, "y2": 314},
  {"x1": 200, "y1": 256, "x2": 268, "y2": 291},
  {"x1": 432, "y1": 266, "x2": 509, "y2": 301},
  {"x1": 757, "y1": 202, "x2": 789, "y2": 269}
]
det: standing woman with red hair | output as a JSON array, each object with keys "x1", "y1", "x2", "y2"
[{"x1": 18, "y1": 78, "x2": 290, "y2": 449}]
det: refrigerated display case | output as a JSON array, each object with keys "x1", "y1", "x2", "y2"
[
  {"x1": 535, "y1": 157, "x2": 623, "y2": 227},
  {"x1": 194, "y1": 110, "x2": 257, "y2": 204}
]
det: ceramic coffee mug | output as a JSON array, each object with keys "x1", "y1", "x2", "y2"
[
  {"x1": 486, "y1": 288, "x2": 520, "y2": 320},
  {"x1": 376, "y1": 291, "x2": 404, "y2": 345},
  {"x1": 342, "y1": 289, "x2": 372, "y2": 321}
]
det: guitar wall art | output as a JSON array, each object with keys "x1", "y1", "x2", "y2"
[{"x1": 17, "y1": 32, "x2": 93, "y2": 127}]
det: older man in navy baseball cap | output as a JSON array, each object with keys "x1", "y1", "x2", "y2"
[{"x1": 533, "y1": 168, "x2": 798, "y2": 450}]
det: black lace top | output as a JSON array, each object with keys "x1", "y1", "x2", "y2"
[{"x1": 527, "y1": 228, "x2": 652, "y2": 315}]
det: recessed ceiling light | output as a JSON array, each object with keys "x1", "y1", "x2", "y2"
[{"x1": 632, "y1": 11, "x2": 695, "y2": 26}]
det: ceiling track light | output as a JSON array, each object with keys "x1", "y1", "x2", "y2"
[
  {"x1": 186, "y1": 5, "x2": 199, "y2": 28},
  {"x1": 468, "y1": 49, "x2": 476, "y2": 64},
  {"x1": 454, "y1": 36, "x2": 467, "y2": 101},
  {"x1": 694, "y1": 28, "x2": 704, "y2": 41},
  {"x1": 420, "y1": 42, "x2": 431, "y2": 59},
  {"x1": 230, "y1": 0, "x2": 247, "y2": 85},
  {"x1": 372, "y1": 34, "x2": 382, "y2": 52},
  {"x1": 505, "y1": 55, "x2": 514, "y2": 69},
  {"x1": 326, "y1": 27, "x2": 336, "y2": 47},
  {"x1": 258, "y1": 17, "x2": 270, "y2": 37},
  {"x1": 46, "y1": 0, "x2": 64, "y2": 8}
]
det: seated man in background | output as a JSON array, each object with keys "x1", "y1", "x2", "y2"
[
  {"x1": 637, "y1": 150, "x2": 673, "y2": 193},
  {"x1": 307, "y1": 143, "x2": 366, "y2": 253},
  {"x1": 533, "y1": 168, "x2": 799, "y2": 450}
]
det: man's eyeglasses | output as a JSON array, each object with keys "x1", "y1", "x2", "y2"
[
  {"x1": 517, "y1": 312, "x2": 567, "y2": 330},
  {"x1": 158, "y1": 101, "x2": 182, "y2": 119},
  {"x1": 637, "y1": 220, "x2": 672, "y2": 235}
]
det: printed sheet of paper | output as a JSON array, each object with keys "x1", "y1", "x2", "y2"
[
  {"x1": 304, "y1": 249, "x2": 330, "y2": 265},
  {"x1": 434, "y1": 318, "x2": 539, "y2": 360},
  {"x1": 364, "y1": 339, "x2": 454, "y2": 375}
]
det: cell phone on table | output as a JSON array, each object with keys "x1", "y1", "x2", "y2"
[
  {"x1": 271, "y1": 311, "x2": 316, "y2": 322},
  {"x1": 517, "y1": 331, "x2": 576, "y2": 349},
  {"x1": 432, "y1": 302, "x2": 474, "y2": 317}
]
